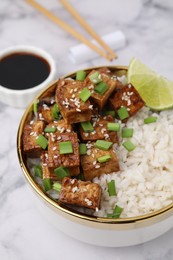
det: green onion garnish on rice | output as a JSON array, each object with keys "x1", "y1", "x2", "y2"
[
  {"x1": 122, "y1": 140, "x2": 136, "y2": 152},
  {"x1": 121, "y1": 128, "x2": 134, "y2": 138},
  {"x1": 107, "y1": 180, "x2": 116, "y2": 196},
  {"x1": 43, "y1": 178, "x2": 52, "y2": 192},
  {"x1": 54, "y1": 166, "x2": 70, "y2": 179},
  {"x1": 107, "y1": 205, "x2": 123, "y2": 218},
  {"x1": 53, "y1": 182, "x2": 62, "y2": 192},
  {"x1": 144, "y1": 116, "x2": 158, "y2": 124},
  {"x1": 33, "y1": 165, "x2": 43, "y2": 178}
]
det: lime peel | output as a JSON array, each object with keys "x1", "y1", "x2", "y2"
[{"x1": 127, "y1": 58, "x2": 173, "y2": 110}]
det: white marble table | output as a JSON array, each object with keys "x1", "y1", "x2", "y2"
[{"x1": 1, "y1": 0, "x2": 173, "y2": 259}]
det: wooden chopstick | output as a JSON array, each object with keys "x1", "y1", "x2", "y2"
[
  {"x1": 60, "y1": 0, "x2": 117, "y2": 60},
  {"x1": 26, "y1": 0, "x2": 113, "y2": 61}
]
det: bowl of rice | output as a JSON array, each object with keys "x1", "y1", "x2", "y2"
[{"x1": 17, "y1": 65, "x2": 173, "y2": 247}]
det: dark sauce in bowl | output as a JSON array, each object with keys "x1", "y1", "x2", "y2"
[{"x1": 0, "y1": 52, "x2": 50, "y2": 90}]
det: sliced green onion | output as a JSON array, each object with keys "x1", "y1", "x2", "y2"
[
  {"x1": 44, "y1": 126, "x2": 57, "y2": 133},
  {"x1": 89, "y1": 71, "x2": 102, "y2": 84},
  {"x1": 122, "y1": 140, "x2": 136, "y2": 152},
  {"x1": 121, "y1": 128, "x2": 134, "y2": 138},
  {"x1": 79, "y1": 87, "x2": 91, "y2": 102},
  {"x1": 104, "y1": 110, "x2": 116, "y2": 118},
  {"x1": 34, "y1": 165, "x2": 43, "y2": 178},
  {"x1": 43, "y1": 178, "x2": 52, "y2": 191},
  {"x1": 94, "y1": 140, "x2": 113, "y2": 150},
  {"x1": 59, "y1": 141, "x2": 73, "y2": 154},
  {"x1": 97, "y1": 154, "x2": 111, "y2": 163},
  {"x1": 80, "y1": 121, "x2": 94, "y2": 132},
  {"x1": 33, "y1": 99, "x2": 39, "y2": 113},
  {"x1": 52, "y1": 103, "x2": 60, "y2": 120},
  {"x1": 79, "y1": 143, "x2": 87, "y2": 155},
  {"x1": 144, "y1": 116, "x2": 158, "y2": 124},
  {"x1": 117, "y1": 106, "x2": 129, "y2": 120},
  {"x1": 76, "y1": 70, "x2": 87, "y2": 81},
  {"x1": 54, "y1": 166, "x2": 70, "y2": 179},
  {"x1": 53, "y1": 182, "x2": 62, "y2": 192},
  {"x1": 107, "y1": 180, "x2": 116, "y2": 196},
  {"x1": 36, "y1": 134, "x2": 48, "y2": 149},
  {"x1": 107, "y1": 122, "x2": 120, "y2": 131},
  {"x1": 107, "y1": 205, "x2": 123, "y2": 218},
  {"x1": 94, "y1": 82, "x2": 108, "y2": 95}
]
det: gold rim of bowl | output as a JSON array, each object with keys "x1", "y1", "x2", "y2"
[{"x1": 17, "y1": 65, "x2": 173, "y2": 230}]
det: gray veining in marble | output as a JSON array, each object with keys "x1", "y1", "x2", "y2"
[{"x1": 0, "y1": 0, "x2": 173, "y2": 259}]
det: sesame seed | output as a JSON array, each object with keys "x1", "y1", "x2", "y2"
[
  {"x1": 84, "y1": 198, "x2": 92, "y2": 206},
  {"x1": 30, "y1": 131, "x2": 34, "y2": 136},
  {"x1": 52, "y1": 147, "x2": 57, "y2": 151},
  {"x1": 95, "y1": 207, "x2": 99, "y2": 212},
  {"x1": 95, "y1": 164, "x2": 100, "y2": 169},
  {"x1": 66, "y1": 129, "x2": 71, "y2": 133},
  {"x1": 93, "y1": 160, "x2": 97, "y2": 165},
  {"x1": 50, "y1": 99, "x2": 55, "y2": 104},
  {"x1": 70, "y1": 89, "x2": 73, "y2": 94},
  {"x1": 72, "y1": 94, "x2": 75, "y2": 98},
  {"x1": 87, "y1": 149, "x2": 91, "y2": 155},
  {"x1": 84, "y1": 133, "x2": 89, "y2": 137},
  {"x1": 42, "y1": 163, "x2": 47, "y2": 166},
  {"x1": 74, "y1": 88, "x2": 78, "y2": 92},
  {"x1": 54, "y1": 155, "x2": 58, "y2": 158},
  {"x1": 30, "y1": 120, "x2": 34, "y2": 125},
  {"x1": 89, "y1": 105, "x2": 93, "y2": 110},
  {"x1": 72, "y1": 186, "x2": 79, "y2": 193},
  {"x1": 71, "y1": 179, "x2": 75, "y2": 184},
  {"x1": 61, "y1": 80, "x2": 65, "y2": 86},
  {"x1": 76, "y1": 108, "x2": 81, "y2": 112}
]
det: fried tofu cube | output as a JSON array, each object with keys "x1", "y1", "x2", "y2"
[
  {"x1": 59, "y1": 177, "x2": 101, "y2": 210},
  {"x1": 48, "y1": 131, "x2": 80, "y2": 175},
  {"x1": 23, "y1": 120, "x2": 45, "y2": 156},
  {"x1": 41, "y1": 151, "x2": 57, "y2": 179},
  {"x1": 85, "y1": 70, "x2": 123, "y2": 109},
  {"x1": 38, "y1": 104, "x2": 54, "y2": 123},
  {"x1": 79, "y1": 115, "x2": 118, "y2": 143},
  {"x1": 80, "y1": 143, "x2": 120, "y2": 181},
  {"x1": 55, "y1": 79, "x2": 92, "y2": 124},
  {"x1": 109, "y1": 84, "x2": 145, "y2": 118}
]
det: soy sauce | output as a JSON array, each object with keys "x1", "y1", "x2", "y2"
[{"x1": 0, "y1": 52, "x2": 50, "y2": 90}]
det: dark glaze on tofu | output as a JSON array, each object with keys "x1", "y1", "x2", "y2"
[
  {"x1": 23, "y1": 67, "x2": 145, "y2": 212},
  {"x1": 109, "y1": 83, "x2": 145, "y2": 118},
  {"x1": 59, "y1": 177, "x2": 101, "y2": 210}
]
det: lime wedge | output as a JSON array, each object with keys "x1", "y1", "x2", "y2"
[{"x1": 127, "y1": 57, "x2": 173, "y2": 110}]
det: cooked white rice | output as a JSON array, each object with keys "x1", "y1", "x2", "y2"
[{"x1": 93, "y1": 107, "x2": 173, "y2": 218}]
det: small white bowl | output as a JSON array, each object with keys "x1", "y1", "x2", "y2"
[{"x1": 0, "y1": 45, "x2": 56, "y2": 108}]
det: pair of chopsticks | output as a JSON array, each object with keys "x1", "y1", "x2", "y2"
[{"x1": 26, "y1": 0, "x2": 117, "y2": 61}]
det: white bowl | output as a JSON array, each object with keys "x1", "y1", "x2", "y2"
[
  {"x1": 0, "y1": 45, "x2": 56, "y2": 108},
  {"x1": 17, "y1": 66, "x2": 173, "y2": 247}
]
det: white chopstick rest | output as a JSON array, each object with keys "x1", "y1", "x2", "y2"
[{"x1": 68, "y1": 30, "x2": 126, "y2": 64}]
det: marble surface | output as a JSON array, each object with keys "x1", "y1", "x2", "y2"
[{"x1": 1, "y1": 0, "x2": 173, "y2": 259}]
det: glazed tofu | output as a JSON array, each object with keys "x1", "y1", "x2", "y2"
[
  {"x1": 41, "y1": 151, "x2": 57, "y2": 179},
  {"x1": 48, "y1": 131, "x2": 80, "y2": 175},
  {"x1": 45, "y1": 119, "x2": 72, "y2": 134},
  {"x1": 79, "y1": 115, "x2": 118, "y2": 143},
  {"x1": 55, "y1": 79, "x2": 92, "y2": 124},
  {"x1": 23, "y1": 120, "x2": 45, "y2": 156},
  {"x1": 85, "y1": 70, "x2": 123, "y2": 109},
  {"x1": 80, "y1": 143, "x2": 120, "y2": 181},
  {"x1": 109, "y1": 84, "x2": 145, "y2": 118},
  {"x1": 38, "y1": 104, "x2": 54, "y2": 123},
  {"x1": 59, "y1": 177, "x2": 102, "y2": 210}
]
